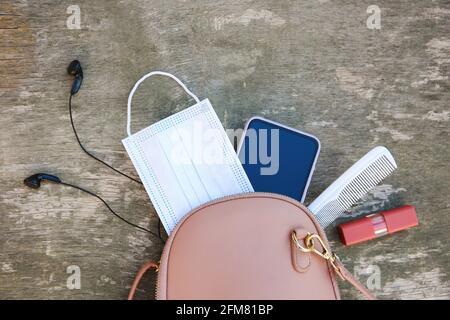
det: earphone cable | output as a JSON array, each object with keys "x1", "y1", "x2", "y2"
[
  {"x1": 69, "y1": 94, "x2": 164, "y2": 241},
  {"x1": 69, "y1": 94, "x2": 142, "y2": 184},
  {"x1": 60, "y1": 181, "x2": 162, "y2": 242}
]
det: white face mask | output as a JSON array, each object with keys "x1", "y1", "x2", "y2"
[{"x1": 122, "y1": 72, "x2": 253, "y2": 234}]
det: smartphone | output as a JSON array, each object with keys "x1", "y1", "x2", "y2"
[{"x1": 237, "y1": 117, "x2": 320, "y2": 202}]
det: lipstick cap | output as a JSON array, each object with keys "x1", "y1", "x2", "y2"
[
  {"x1": 338, "y1": 205, "x2": 418, "y2": 246},
  {"x1": 382, "y1": 205, "x2": 418, "y2": 233}
]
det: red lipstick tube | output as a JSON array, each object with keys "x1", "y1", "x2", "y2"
[{"x1": 337, "y1": 205, "x2": 418, "y2": 246}]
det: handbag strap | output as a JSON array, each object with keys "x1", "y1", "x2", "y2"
[
  {"x1": 127, "y1": 261, "x2": 159, "y2": 300},
  {"x1": 127, "y1": 259, "x2": 376, "y2": 300},
  {"x1": 334, "y1": 259, "x2": 376, "y2": 300},
  {"x1": 126, "y1": 71, "x2": 200, "y2": 137}
]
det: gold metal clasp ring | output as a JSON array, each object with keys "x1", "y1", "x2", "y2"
[
  {"x1": 291, "y1": 231, "x2": 311, "y2": 253},
  {"x1": 291, "y1": 231, "x2": 345, "y2": 280}
]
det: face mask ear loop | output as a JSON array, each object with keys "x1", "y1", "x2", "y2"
[{"x1": 126, "y1": 71, "x2": 201, "y2": 137}]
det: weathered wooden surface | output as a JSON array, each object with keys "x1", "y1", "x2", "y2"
[{"x1": 1, "y1": 0, "x2": 449, "y2": 299}]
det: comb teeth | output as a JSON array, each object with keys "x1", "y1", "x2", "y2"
[
  {"x1": 309, "y1": 147, "x2": 397, "y2": 229},
  {"x1": 337, "y1": 155, "x2": 396, "y2": 209},
  {"x1": 316, "y1": 200, "x2": 346, "y2": 228}
]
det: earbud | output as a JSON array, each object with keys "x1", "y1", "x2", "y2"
[
  {"x1": 24, "y1": 173, "x2": 62, "y2": 189},
  {"x1": 67, "y1": 60, "x2": 83, "y2": 95}
]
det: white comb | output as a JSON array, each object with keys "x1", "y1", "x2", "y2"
[{"x1": 308, "y1": 146, "x2": 397, "y2": 228}]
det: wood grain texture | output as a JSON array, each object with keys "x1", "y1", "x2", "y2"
[{"x1": 1, "y1": 0, "x2": 449, "y2": 299}]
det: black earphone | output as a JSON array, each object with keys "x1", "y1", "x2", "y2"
[
  {"x1": 23, "y1": 173, "x2": 161, "y2": 240},
  {"x1": 24, "y1": 173, "x2": 62, "y2": 189},
  {"x1": 23, "y1": 60, "x2": 164, "y2": 241},
  {"x1": 67, "y1": 60, "x2": 83, "y2": 95},
  {"x1": 67, "y1": 60, "x2": 142, "y2": 184},
  {"x1": 67, "y1": 60, "x2": 163, "y2": 238}
]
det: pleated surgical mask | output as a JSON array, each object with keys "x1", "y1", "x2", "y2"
[{"x1": 122, "y1": 71, "x2": 253, "y2": 234}]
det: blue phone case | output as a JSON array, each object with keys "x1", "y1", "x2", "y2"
[{"x1": 237, "y1": 117, "x2": 320, "y2": 202}]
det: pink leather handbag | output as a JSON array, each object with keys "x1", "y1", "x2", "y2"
[{"x1": 128, "y1": 193, "x2": 375, "y2": 300}]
